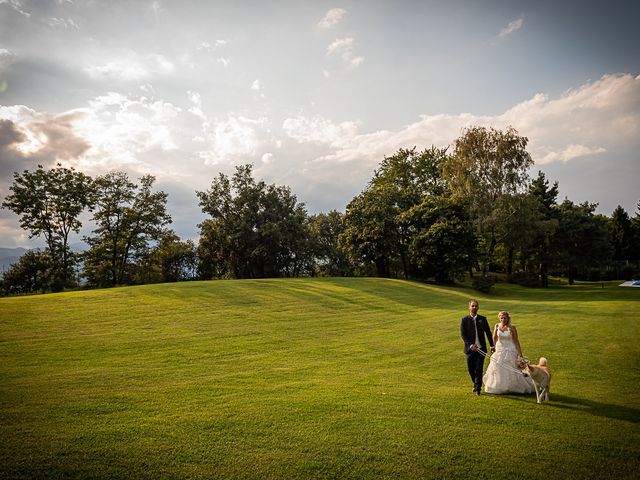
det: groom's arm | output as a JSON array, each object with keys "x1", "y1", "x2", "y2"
[
  {"x1": 482, "y1": 317, "x2": 495, "y2": 349},
  {"x1": 460, "y1": 317, "x2": 474, "y2": 353}
]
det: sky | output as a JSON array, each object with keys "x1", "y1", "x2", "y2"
[{"x1": 0, "y1": 0, "x2": 639, "y2": 248}]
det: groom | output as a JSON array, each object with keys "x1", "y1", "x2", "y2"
[{"x1": 460, "y1": 299, "x2": 495, "y2": 395}]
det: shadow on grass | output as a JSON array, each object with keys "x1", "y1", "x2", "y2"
[{"x1": 501, "y1": 392, "x2": 640, "y2": 423}]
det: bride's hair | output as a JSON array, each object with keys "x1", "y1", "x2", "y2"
[{"x1": 498, "y1": 311, "x2": 511, "y2": 326}]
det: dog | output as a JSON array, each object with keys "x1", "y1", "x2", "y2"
[{"x1": 518, "y1": 356, "x2": 551, "y2": 403}]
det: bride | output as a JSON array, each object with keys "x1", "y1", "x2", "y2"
[{"x1": 483, "y1": 311, "x2": 534, "y2": 394}]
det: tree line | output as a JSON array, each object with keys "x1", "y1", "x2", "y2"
[{"x1": 2, "y1": 125, "x2": 639, "y2": 295}]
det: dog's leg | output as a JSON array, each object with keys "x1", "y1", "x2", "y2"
[{"x1": 532, "y1": 380, "x2": 541, "y2": 403}]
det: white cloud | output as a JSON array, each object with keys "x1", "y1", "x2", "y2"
[
  {"x1": 327, "y1": 37, "x2": 364, "y2": 67},
  {"x1": 318, "y1": 8, "x2": 347, "y2": 29},
  {"x1": 187, "y1": 90, "x2": 205, "y2": 119},
  {"x1": 197, "y1": 39, "x2": 228, "y2": 51},
  {"x1": 284, "y1": 74, "x2": 639, "y2": 171},
  {"x1": 283, "y1": 115, "x2": 359, "y2": 148},
  {"x1": 0, "y1": 0, "x2": 30, "y2": 18},
  {"x1": 199, "y1": 115, "x2": 269, "y2": 166},
  {"x1": 537, "y1": 144, "x2": 607, "y2": 163},
  {"x1": 217, "y1": 57, "x2": 231, "y2": 68},
  {"x1": 47, "y1": 17, "x2": 79, "y2": 29},
  {"x1": 85, "y1": 52, "x2": 174, "y2": 82},
  {"x1": 0, "y1": 48, "x2": 17, "y2": 68},
  {"x1": 500, "y1": 15, "x2": 524, "y2": 37}
]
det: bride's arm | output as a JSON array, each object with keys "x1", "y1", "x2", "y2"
[
  {"x1": 492, "y1": 323, "x2": 498, "y2": 344},
  {"x1": 511, "y1": 325, "x2": 523, "y2": 356}
]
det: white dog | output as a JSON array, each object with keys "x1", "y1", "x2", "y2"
[{"x1": 519, "y1": 357, "x2": 551, "y2": 403}]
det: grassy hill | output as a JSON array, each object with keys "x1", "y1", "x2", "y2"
[{"x1": 1, "y1": 278, "x2": 638, "y2": 479}]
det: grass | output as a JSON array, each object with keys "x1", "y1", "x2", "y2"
[{"x1": 1, "y1": 278, "x2": 638, "y2": 479}]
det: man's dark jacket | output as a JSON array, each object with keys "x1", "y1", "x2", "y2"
[{"x1": 460, "y1": 314, "x2": 494, "y2": 354}]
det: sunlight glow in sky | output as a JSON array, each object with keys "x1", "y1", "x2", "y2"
[{"x1": 1, "y1": 0, "x2": 639, "y2": 247}]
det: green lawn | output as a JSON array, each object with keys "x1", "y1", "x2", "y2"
[{"x1": 1, "y1": 278, "x2": 638, "y2": 479}]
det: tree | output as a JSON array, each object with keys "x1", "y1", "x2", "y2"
[
  {"x1": 609, "y1": 206, "x2": 632, "y2": 262},
  {"x1": 340, "y1": 147, "x2": 450, "y2": 278},
  {"x1": 0, "y1": 249, "x2": 54, "y2": 296},
  {"x1": 525, "y1": 171, "x2": 560, "y2": 287},
  {"x1": 443, "y1": 126, "x2": 534, "y2": 276},
  {"x1": 553, "y1": 200, "x2": 612, "y2": 284},
  {"x1": 136, "y1": 231, "x2": 197, "y2": 284},
  {"x1": 2, "y1": 164, "x2": 94, "y2": 290},
  {"x1": 403, "y1": 197, "x2": 476, "y2": 283},
  {"x1": 308, "y1": 210, "x2": 353, "y2": 276},
  {"x1": 196, "y1": 164, "x2": 310, "y2": 279},
  {"x1": 83, "y1": 172, "x2": 172, "y2": 287},
  {"x1": 340, "y1": 185, "x2": 398, "y2": 277}
]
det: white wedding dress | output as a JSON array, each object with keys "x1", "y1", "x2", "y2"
[{"x1": 483, "y1": 328, "x2": 535, "y2": 394}]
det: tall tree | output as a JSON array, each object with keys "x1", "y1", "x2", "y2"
[
  {"x1": 83, "y1": 172, "x2": 171, "y2": 287},
  {"x1": 341, "y1": 147, "x2": 450, "y2": 278},
  {"x1": 308, "y1": 210, "x2": 353, "y2": 276},
  {"x1": 1, "y1": 164, "x2": 94, "y2": 290},
  {"x1": 196, "y1": 164, "x2": 310, "y2": 279},
  {"x1": 609, "y1": 205, "x2": 632, "y2": 262},
  {"x1": 554, "y1": 200, "x2": 612, "y2": 284},
  {"x1": 526, "y1": 171, "x2": 560, "y2": 287},
  {"x1": 443, "y1": 126, "x2": 534, "y2": 276},
  {"x1": 403, "y1": 197, "x2": 476, "y2": 283}
]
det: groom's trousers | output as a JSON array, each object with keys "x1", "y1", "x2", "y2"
[{"x1": 466, "y1": 351, "x2": 485, "y2": 391}]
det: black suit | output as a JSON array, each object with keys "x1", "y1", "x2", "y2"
[{"x1": 460, "y1": 314, "x2": 494, "y2": 392}]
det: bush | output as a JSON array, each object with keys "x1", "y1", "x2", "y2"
[
  {"x1": 507, "y1": 272, "x2": 540, "y2": 288},
  {"x1": 472, "y1": 275, "x2": 496, "y2": 293}
]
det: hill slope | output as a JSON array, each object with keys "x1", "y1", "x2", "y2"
[{"x1": 1, "y1": 278, "x2": 638, "y2": 479}]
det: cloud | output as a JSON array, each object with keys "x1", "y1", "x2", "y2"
[
  {"x1": 326, "y1": 37, "x2": 364, "y2": 67},
  {"x1": 499, "y1": 15, "x2": 524, "y2": 37},
  {"x1": 85, "y1": 52, "x2": 175, "y2": 82},
  {"x1": 0, "y1": 48, "x2": 17, "y2": 68},
  {"x1": 282, "y1": 73, "x2": 639, "y2": 171},
  {"x1": 195, "y1": 115, "x2": 272, "y2": 166},
  {"x1": 2, "y1": 73, "x2": 638, "y2": 247},
  {"x1": 283, "y1": 115, "x2": 359, "y2": 148},
  {"x1": 537, "y1": 144, "x2": 607, "y2": 163},
  {"x1": 318, "y1": 8, "x2": 347, "y2": 29},
  {"x1": 47, "y1": 17, "x2": 79, "y2": 29},
  {"x1": 217, "y1": 57, "x2": 231, "y2": 68},
  {"x1": 0, "y1": 0, "x2": 31, "y2": 18}
]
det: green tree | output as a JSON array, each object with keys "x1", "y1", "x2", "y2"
[
  {"x1": 554, "y1": 200, "x2": 612, "y2": 284},
  {"x1": 0, "y1": 249, "x2": 54, "y2": 296},
  {"x1": 444, "y1": 126, "x2": 534, "y2": 276},
  {"x1": 340, "y1": 185, "x2": 398, "y2": 277},
  {"x1": 308, "y1": 210, "x2": 353, "y2": 276},
  {"x1": 83, "y1": 172, "x2": 172, "y2": 287},
  {"x1": 136, "y1": 231, "x2": 197, "y2": 283},
  {"x1": 404, "y1": 197, "x2": 476, "y2": 283},
  {"x1": 526, "y1": 171, "x2": 560, "y2": 287},
  {"x1": 609, "y1": 205, "x2": 632, "y2": 262},
  {"x1": 196, "y1": 165, "x2": 310, "y2": 278},
  {"x1": 341, "y1": 147, "x2": 450, "y2": 278},
  {"x1": 1, "y1": 164, "x2": 94, "y2": 290}
]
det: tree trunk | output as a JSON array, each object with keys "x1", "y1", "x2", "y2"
[
  {"x1": 506, "y1": 246, "x2": 514, "y2": 276},
  {"x1": 482, "y1": 236, "x2": 497, "y2": 277}
]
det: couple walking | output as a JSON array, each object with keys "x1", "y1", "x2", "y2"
[{"x1": 460, "y1": 299, "x2": 534, "y2": 395}]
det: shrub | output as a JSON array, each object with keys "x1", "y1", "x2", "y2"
[{"x1": 472, "y1": 275, "x2": 496, "y2": 293}]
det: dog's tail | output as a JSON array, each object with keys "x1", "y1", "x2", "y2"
[{"x1": 538, "y1": 357, "x2": 548, "y2": 367}]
